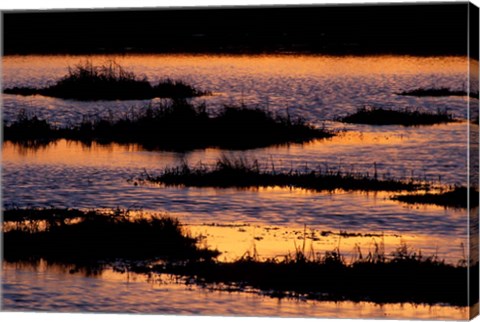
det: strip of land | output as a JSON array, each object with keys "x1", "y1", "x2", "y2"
[
  {"x1": 3, "y1": 5, "x2": 473, "y2": 56},
  {"x1": 398, "y1": 88, "x2": 479, "y2": 100},
  {"x1": 339, "y1": 106, "x2": 456, "y2": 126},
  {"x1": 4, "y1": 102, "x2": 334, "y2": 150},
  {"x1": 3, "y1": 62, "x2": 209, "y2": 101},
  {"x1": 158, "y1": 247, "x2": 475, "y2": 306},
  {"x1": 145, "y1": 158, "x2": 476, "y2": 208},
  {"x1": 392, "y1": 186, "x2": 479, "y2": 209},
  {"x1": 143, "y1": 156, "x2": 424, "y2": 192}
]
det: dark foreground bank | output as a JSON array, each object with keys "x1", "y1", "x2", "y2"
[
  {"x1": 3, "y1": 207, "x2": 476, "y2": 306},
  {"x1": 158, "y1": 245, "x2": 476, "y2": 306},
  {"x1": 3, "y1": 208, "x2": 219, "y2": 264}
]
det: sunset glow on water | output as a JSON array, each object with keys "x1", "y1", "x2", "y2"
[{"x1": 2, "y1": 54, "x2": 477, "y2": 318}]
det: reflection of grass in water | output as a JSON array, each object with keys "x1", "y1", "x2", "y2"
[
  {"x1": 398, "y1": 87, "x2": 479, "y2": 99},
  {"x1": 4, "y1": 101, "x2": 334, "y2": 150},
  {"x1": 3, "y1": 208, "x2": 219, "y2": 265},
  {"x1": 339, "y1": 106, "x2": 456, "y2": 126},
  {"x1": 3, "y1": 61, "x2": 208, "y2": 101},
  {"x1": 145, "y1": 155, "x2": 424, "y2": 192},
  {"x1": 4, "y1": 207, "x2": 476, "y2": 306},
  {"x1": 392, "y1": 186, "x2": 479, "y2": 208}
]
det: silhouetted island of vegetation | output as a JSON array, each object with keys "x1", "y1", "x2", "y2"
[
  {"x1": 392, "y1": 186, "x2": 479, "y2": 209},
  {"x1": 160, "y1": 243, "x2": 475, "y2": 306},
  {"x1": 3, "y1": 61, "x2": 209, "y2": 101},
  {"x1": 339, "y1": 106, "x2": 455, "y2": 126},
  {"x1": 3, "y1": 208, "x2": 219, "y2": 265},
  {"x1": 3, "y1": 207, "x2": 476, "y2": 306},
  {"x1": 142, "y1": 156, "x2": 424, "y2": 192},
  {"x1": 4, "y1": 102, "x2": 334, "y2": 150},
  {"x1": 398, "y1": 87, "x2": 480, "y2": 99}
]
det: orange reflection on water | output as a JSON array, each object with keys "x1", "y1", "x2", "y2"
[
  {"x1": 2, "y1": 140, "x2": 175, "y2": 168},
  {"x1": 2, "y1": 54, "x2": 470, "y2": 91},
  {"x1": 1, "y1": 261, "x2": 469, "y2": 319},
  {"x1": 187, "y1": 222, "x2": 466, "y2": 264},
  {"x1": 115, "y1": 54, "x2": 468, "y2": 77}
]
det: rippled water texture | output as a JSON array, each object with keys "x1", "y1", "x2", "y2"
[
  {"x1": 2, "y1": 55, "x2": 477, "y2": 318},
  {"x1": 1, "y1": 262, "x2": 470, "y2": 319},
  {"x1": 2, "y1": 55, "x2": 477, "y2": 123}
]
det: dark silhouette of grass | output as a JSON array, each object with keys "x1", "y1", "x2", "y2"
[
  {"x1": 144, "y1": 156, "x2": 423, "y2": 192},
  {"x1": 209, "y1": 105, "x2": 334, "y2": 149},
  {"x1": 3, "y1": 207, "x2": 476, "y2": 306},
  {"x1": 158, "y1": 242, "x2": 475, "y2": 306},
  {"x1": 339, "y1": 106, "x2": 456, "y2": 126},
  {"x1": 392, "y1": 186, "x2": 479, "y2": 208},
  {"x1": 3, "y1": 109, "x2": 58, "y2": 141},
  {"x1": 3, "y1": 61, "x2": 209, "y2": 101},
  {"x1": 3, "y1": 208, "x2": 219, "y2": 264},
  {"x1": 398, "y1": 87, "x2": 479, "y2": 99},
  {"x1": 153, "y1": 78, "x2": 207, "y2": 98},
  {"x1": 4, "y1": 101, "x2": 334, "y2": 150}
]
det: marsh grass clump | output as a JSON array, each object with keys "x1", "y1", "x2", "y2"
[
  {"x1": 66, "y1": 99, "x2": 211, "y2": 149},
  {"x1": 3, "y1": 208, "x2": 219, "y2": 264},
  {"x1": 2, "y1": 110, "x2": 65, "y2": 151},
  {"x1": 153, "y1": 78, "x2": 206, "y2": 98},
  {"x1": 392, "y1": 186, "x2": 479, "y2": 208},
  {"x1": 4, "y1": 101, "x2": 334, "y2": 150},
  {"x1": 398, "y1": 87, "x2": 480, "y2": 99},
  {"x1": 162, "y1": 242, "x2": 474, "y2": 306},
  {"x1": 212, "y1": 105, "x2": 333, "y2": 149},
  {"x1": 3, "y1": 109, "x2": 57, "y2": 142},
  {"x1": 147, "y1": 156, "x2": 422, "y2": 192},
  {"x1": 339, "y1": 106, "x2": 456, "y2": 126},
  {"x1": 42, "y1": 61, "x2": 152, "y2": 100},
  {"x1": 3, "y1": 61, "x2": 209, "y2": 101}
]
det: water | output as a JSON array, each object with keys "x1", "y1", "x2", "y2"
[
  {"x1": 1, "y1": 262, "x2": 469, "y2": 320},
  {"x1": 2, "y1": 54, "x2": 477, "y2": 318},
  {"x1": 2, "y1": 55, "x2": 476, "y2": 125}
]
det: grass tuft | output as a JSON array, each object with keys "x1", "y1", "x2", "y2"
[
  {"x1": 3, "y1": 208, "x2": 220, "y2": 264},
  {"x1": 392, "y1": 186, "x2": 479, "y2": 209},
  {"x1": 3, "y1": 61, "x2": 209, "y2": 101},
  {"x1": 397, "y1": 87, "x2": 479, "y2": 99},
  {"x1": 339, "y1": 106, "x2": 456, "y2": 126}
]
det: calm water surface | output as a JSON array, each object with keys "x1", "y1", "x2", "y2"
[{"x1": 2, "y1": 54, "x2": 477, "y2": 318}]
